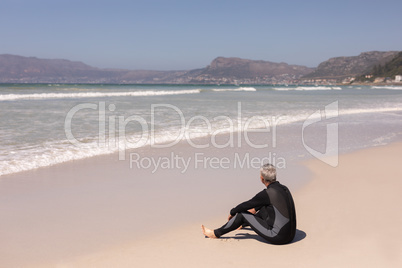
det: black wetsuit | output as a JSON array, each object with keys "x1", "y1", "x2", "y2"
[{"x1": 214, "y1": 181, "x2": 296, "y2": 244}]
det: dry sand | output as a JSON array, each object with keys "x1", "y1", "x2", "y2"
[
  {"x1": 0, "y1": 138, "x2": 308, "y2": 268},
  {"x1": 55, "y1": 142, "x2": 402, "y2": 268}
]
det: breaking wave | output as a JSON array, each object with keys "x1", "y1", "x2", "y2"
[
  {"x1": 211, "y1": 87, "x2": 257, "y2": 92},
  {"x1": 372, "y1": 86, "x2": 402, "y2": 90},
  {"x1": 0, "y1": 89, "x2": 201, "y2": 101},
  {"x1": 273, "y1": 86, "x2": 342, "y2": 91}
]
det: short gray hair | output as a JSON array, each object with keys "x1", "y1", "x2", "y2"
[{"x1": 260, "y1": 163, "x2": 276, "y2": 183}]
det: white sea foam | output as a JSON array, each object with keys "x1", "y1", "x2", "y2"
[
  {"x1": 211, "y1": 87, "x2": 257, "y2": 92},
  {"x1": 0, "y1": 89, "x2": 201, "y2": 101},
  {"x1": 2, "y1": 105, "x2": 401, "y2": 177},
  {"x1": 2, "y1": 81, "x2": 402, "y2": 177},
  {"x1": 340, "y1": 107, "x2": 402, "y2": 116},
  {"x1": 0, "y1": 116, "x2": 283, "y2": 176},
  {"x1": 372, "y1": 132, "x2": 400, "y2": 146},
  {"x1": 273, "y1": 86, "x2": 342, "y2": 91},
  {"x1": 372, "y1": 86, "x2": 402, "y2": 90}
]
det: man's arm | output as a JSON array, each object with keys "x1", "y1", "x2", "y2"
[
  {"x1": 227, "y1": 208, "x2": 256, "y2": 222},
  {"x1": 229, "y1": 190, "x2": 270, "y2": 216}
]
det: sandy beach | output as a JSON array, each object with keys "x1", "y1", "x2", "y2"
[
  {"x1": 2, "y1": 141, "x2": 400, "y2": 267},
  {"x1": 55, "y1": 142, "x2": 401, "y2": 268},
  {"x1": 1, "y1": 1, "x2": 402, "y2": 267}
]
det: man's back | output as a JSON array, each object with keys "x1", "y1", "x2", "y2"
[{"x1": 264, "y1": 182, "x2": 296, "y2": 244}]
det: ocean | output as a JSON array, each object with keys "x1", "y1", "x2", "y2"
[{"x1": 1, "y1": 84, "x2": 402, "y2": 177}]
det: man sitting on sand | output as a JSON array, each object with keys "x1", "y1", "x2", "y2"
[{"x1": 202, "y1": 163, "x2": 296, "y2": 244}]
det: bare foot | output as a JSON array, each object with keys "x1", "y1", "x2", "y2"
[{"x1": 201, "y1": 225, "x2": 217, "y2": 238}]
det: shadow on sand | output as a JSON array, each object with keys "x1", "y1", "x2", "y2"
[{"x1": 224, "y1": 228, "x2": 307, "y2": 244}]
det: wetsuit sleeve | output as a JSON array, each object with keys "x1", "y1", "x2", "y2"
[
  {"x1": 254, "y1": 205, "x2": 264, "y2": 212},
  {"x1": 230, "y1": 190, "x2": 270, "y2": 216}
]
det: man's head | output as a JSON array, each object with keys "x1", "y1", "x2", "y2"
[{"x1": 260, "y1": 163, "x2": 276, "y2": 185}]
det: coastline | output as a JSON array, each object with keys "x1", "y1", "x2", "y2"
[
  {"x1": 2, "y1": 83, "x2": 402, "y2": 178},
  {"x1": 57, "y1": 142, "x2": 402, "y2": 268}
]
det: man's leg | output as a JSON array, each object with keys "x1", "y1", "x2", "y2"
[
  {"x1": 214, "y1": 211, "x2": 280, "y2": 242},
  {"x1": 201, "y1": 214, "x2": 248, "y2": 239},
  {"x1": 213, "y1": 212, "x2": 257, "y2": 238},
  {"x1": 240, "y1": 209, "x2": 264, "y2": 228},
  {"x1": 203, "y1": 208, "x2": 289, "y2": 243}
]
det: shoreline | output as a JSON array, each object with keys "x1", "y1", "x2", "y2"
[
  {"x1": 2, "y1": 82, "x2": 402, "y2": 178},
  {"x1": 57, "y1": 142, "x2": 402, "y2": 268},
  {"x1": 3, "y1": 106, "x2": 402, "y2": 179},
  {"x1": 0, "y1": 129, "x2": 312, "y2": 267},
  {"x1": 1, "y1": 114, "x2": 401, "y2": 266},
  {"x1": 1, "y1": 82, "x2": 402, "y2": 86}
]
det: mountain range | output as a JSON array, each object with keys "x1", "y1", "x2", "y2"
[
  {"x1": 303, "y1": 51, "x2": 399, "y2": 80},
  {"x1": 0, "y1": 51, "x2": 400, "y2": 84}
]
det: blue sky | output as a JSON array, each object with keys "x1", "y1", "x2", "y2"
[{"x1": 1, "y1": 0, "x2": 401, "y2": 70}]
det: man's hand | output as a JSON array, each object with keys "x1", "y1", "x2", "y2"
[{"x1": 248, "y1": 208, "x2": 257, "y2": 214}]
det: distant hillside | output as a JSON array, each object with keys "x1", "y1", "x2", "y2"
[
  {"x1": 302, "y1": 51, "x2": 399, "y2": 80},
  {"x1": 0, "y1": 54, "x2": 113, "y2": 83},
  {"x1": 182, "y1": 57, "x2": 314, "y2": 83},
  {"x1": 354, "y1": 51, "x2": 402, "y2": 82},
  {"x1": 368, "y1": 52, "x2": 402, "y2": 78},
  {"x1": 0, "y1": 54, "x2": 182, "y2": 83},
  {"x1": 0, "y1": 54, "x2": 314, "y2": 84}
]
